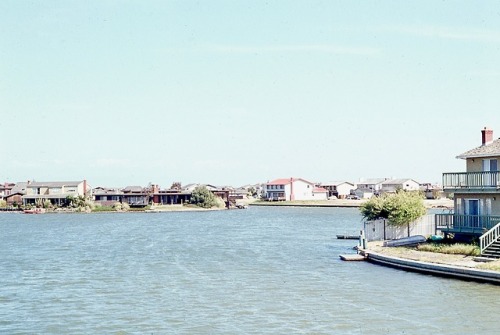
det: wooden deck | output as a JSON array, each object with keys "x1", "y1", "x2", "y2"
[{"x1": 339, "y1": 254, "x2": 366, "y2": 261}]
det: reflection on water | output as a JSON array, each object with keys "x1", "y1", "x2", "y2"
[{"x1": 0, "y1": 207, "x2": 499, "y2": 334}]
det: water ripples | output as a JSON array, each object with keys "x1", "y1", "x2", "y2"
[{"x1": 1, "y1": 207, "x2": 499, "y2": 334}]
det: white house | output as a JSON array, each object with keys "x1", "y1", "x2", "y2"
[
  {"x1": 265, "y1": 178, "x2": 326, "y2": 201},
  {"x1": 320, "y1": 181, "x2": 355, "y2": 199},
  {"x1": 381, "y1": 178, "x2": 420, "y2": 193},
  {"x1": 356, "y1": 178, "x2": 388, "y2": 194}
]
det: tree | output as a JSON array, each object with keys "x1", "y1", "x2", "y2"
[
  {"x1": 190, "y1": 186, "x2": 219, "y2": 208},
  {"x1": 360, "y1": 191, "x2": 426, "y2": 226},
  {"x1": 170, "y1": 182, "x2": 182, "y2": 190}
]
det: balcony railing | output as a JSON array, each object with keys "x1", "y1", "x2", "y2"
[
  {"x1": 435, "y1": 214, "x2": 500, "y2": 235},
  {"x1": 442, "y1": 171, "x2": 500, "y2": 190}
]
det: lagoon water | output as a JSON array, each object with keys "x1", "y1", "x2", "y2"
[{"x1": 1, "y1": 206, "x2": 499, "y2": 334}]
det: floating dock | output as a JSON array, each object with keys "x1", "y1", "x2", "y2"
[
  {"x1": 336, "y1": 234, "x2": 359, "y2": 240},
  {"x1": 339, "y1": 254, "x2": 366, "y2": 261}
]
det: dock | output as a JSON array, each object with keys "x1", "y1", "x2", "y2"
[
  {"x1": 339, "y1": 254, "x2": 366, "y2": 261},
  {"x1": 336, "y1": 234, "x2": 359, "y2": 240}
]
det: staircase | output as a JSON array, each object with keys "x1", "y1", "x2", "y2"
[
  {"x1": 480, "y1": 222, "x2": 500, "y2": 259},
  {"x1": 481, "y1": 238, "x2": 500, "y2": 259}
]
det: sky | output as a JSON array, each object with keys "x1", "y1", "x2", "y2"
[{"x1": 1, "y1": 1, "x2": 500, "y2": 188}]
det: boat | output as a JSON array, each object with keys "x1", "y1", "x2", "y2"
[
  {"x1": 383, "y1": 235, "x2": 426, "y2": 247},
  {"x1": 23, "y1": 208, "x2": 46, "y2": 214},
  {"x1": 235, "y1": 203, "x2": 248, "y2": 209}
]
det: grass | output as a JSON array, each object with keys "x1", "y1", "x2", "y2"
[
  {"x1": 92, "y1": 205, "x2": 115, "y2": 212},
  {"x1": 476, "y1": 261, "x2": 500, "y2": 271},
  {"x1": 416, "y1": 243, "x2": 481, "y2": 256}
]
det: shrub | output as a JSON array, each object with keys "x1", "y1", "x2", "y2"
[
  {"x1": 360, "y1": 191, "x2": 426, "y2": 226},
  {"x1": 190, "y1": 186, "x2": 219, "y2": 208},
  {"x1": 0, "y1": 200, "x2": 7, "y2": 207}
]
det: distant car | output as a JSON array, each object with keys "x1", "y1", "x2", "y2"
[{"x1": 346, "y1": 195, "x2": 360, "y2": 200}]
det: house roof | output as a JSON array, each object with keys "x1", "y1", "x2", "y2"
[
  {"x1": 11, "y1": 182, "x2": 28, "y2": 194},
  {"x1": 267, "y1": 178, "x2": 314, "y2": 186},
  {"x1": 357, "y1": 178, "x2": 387, "y2": 185},
  {"x1": 267, "y1": 178, "x2": 292, "y2": 185},
  {"x1": 382, "y1": 178, "x2": 419, "y2": 185},
  {"x1": 456, "y1": 138, "x2": 500, "y2": 159},
  {"x1": 320, "y1": 181, "x2": 354, "y2": 187},
  {"x1": 26, "y1": 181, "x2": 83, "y2": 188},
  {"x1": 122, "y1": 186, "x2": 144, "y2": 193},
  {"x1": 313, "y1": 187, "x2": 328, "y2": 193},
  {"x1": 93, "y1": 188, "x2": 124, "y2": 195}
]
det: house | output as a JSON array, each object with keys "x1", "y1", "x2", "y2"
[
  {"x1": 151, "y1": 183, "x2": 230, "y2": 208},
  {"x1": 93, "y1": 187, "x2": 124, "y2": 206},
  {"x1": 0, "y1": 182, "x2": 15, "y2": 199},
  {"x1": 438, "y1": 127, "x2": 500, "y2": 249},
  {"x1": 356, "y1": 178, "x2": 388, "y2": 195},
  {"x1": 320, "y1": 181, "x2": 355, "y2": 199},
  {"x1": 121, "y1": 186, "x2": 150, "y2": 207},
  {"x1": 420, "y1": 183, "x2": 443, "y2": 199},
  {"x1": 22, "y1": 180, "x2": 90, "y2": 206},
  {"x1": 380, "y1": 178, "x2": 420, "y2": 194},
  {"x1": 353, "y1": 187, "x2": 375, "y2": 199},
  {"x1": 265, "y1": 178, "x2": 324, "y2": 201},
  {"x1": 312, "y1": 187, "x2": 329, "y2": 200},
  {"x1": 3, "y1": 182, "x2": 27, "y2": 206}
]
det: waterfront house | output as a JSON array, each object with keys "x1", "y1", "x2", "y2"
[
  {"x1": 93, "y1": 187, "x2": 124, "y2": 206},
  {"x1": 438, "y1": 127, "x2": 500, "y2": 257},
  {"x1": 320, "y1": 181, "x2": 355, "y2": 199},
  {"x1": 0, "y1": 182, "x2": 15, "y2": 200},
  {"x1": 312, "y1": 187, "x2": 329, "y2": 200},
  {"x1": 353, "y1": 187, "x2": 375, "y2": 199},
  {"x1": 265, "y1": 178, "x2": 322, "y2": 201},
  {"x1": 122, "y1": 186, "x2": 150, "y2": 207},
  {"x1": 22, "y1": 180, "x2": 90, "y2": 206},
  {"x1": 356, "y1": 178, "x2": 388, "y2": 195},
  {"x1": 380, "y1": 178, "x2": 420, "y2": 194},
  {"x1": 3, "y1": 182, "x2": 27, "y2": 206}
]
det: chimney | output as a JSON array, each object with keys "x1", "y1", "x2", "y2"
[{"x1": 481, "y1": 127, "x2": 494, "y2": 146}]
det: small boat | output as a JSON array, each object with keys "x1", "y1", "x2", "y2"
[
  {"x1": 383, "y1": 235, "x2": 427, "y2": 247},
  {"x1": 23, "y1": 208, "x2": 46, "y2": 214},
  {"x1": 336, "y1": 234, "x2": 359, "y2": 240}
]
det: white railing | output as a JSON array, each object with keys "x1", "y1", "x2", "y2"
[{"x1": 480, "y1": 222, "x2": 500, "y2": 255}]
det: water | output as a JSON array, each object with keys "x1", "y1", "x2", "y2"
[{"x1": 0, "y1": 207, "x2": 499, "y2": 334}]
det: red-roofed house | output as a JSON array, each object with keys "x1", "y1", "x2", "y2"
[{"x1": 265, "y1": 178, "x2": 328, "y2": 201}]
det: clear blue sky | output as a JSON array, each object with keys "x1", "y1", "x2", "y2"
[{"x1": 2, "y1": 1, "x2": 500, "y2": 188}]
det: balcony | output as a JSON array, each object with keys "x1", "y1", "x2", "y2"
[
  {"x1": 436, "y1": 214, "x2": 500, "y2": 235},
  {"x1": 442, "y1": 171, "x2": 500, "y2": 192}
]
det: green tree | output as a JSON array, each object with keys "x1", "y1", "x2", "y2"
[
  {"x1": 360, "y1": 191, "x2": 426, "y2": 226},
  {"x1": 190, "y1": 186, "x2": 219, "y2": 208}
]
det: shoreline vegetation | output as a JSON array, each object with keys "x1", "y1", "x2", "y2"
[{"x1": 0, "y1": 198, "x2": 453, "y2": 213}]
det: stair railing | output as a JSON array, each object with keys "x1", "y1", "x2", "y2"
[{"x1": 480, "y1": 222, "x2": 500, "y2": 255}]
